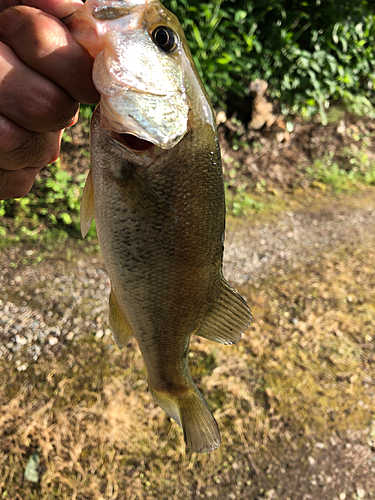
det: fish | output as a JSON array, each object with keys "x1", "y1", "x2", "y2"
[{"x1": 67, "y1": 0, "x2": 252, "y2": 453}]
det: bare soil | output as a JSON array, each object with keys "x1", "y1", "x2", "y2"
[{"x1": 219, "y1": 110, "x2": 375, "y2": 190}]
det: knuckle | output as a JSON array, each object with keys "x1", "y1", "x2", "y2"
[
  {"x1": 26, "y1": 87, "x2": 78, "y2": 132},
  {"x1": 0, "y1": 116, "x2": 23, "y2": 157},
  {"x1": 43, "y1": 132, "x2": 63, "y2": 165},
  {"x1": 0, "y1": 119, "x2": 61, "y2": 201}
]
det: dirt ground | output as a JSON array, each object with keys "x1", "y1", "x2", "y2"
[{"x1": 1, "y1": 112, "x2": 375, "y2": 499}]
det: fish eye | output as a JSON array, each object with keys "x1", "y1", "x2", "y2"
[{"x1": 152, "y1": 26, "x2": 178, "y2": 53}]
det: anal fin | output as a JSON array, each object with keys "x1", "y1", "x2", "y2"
[
  {"x1": 80, "y1": 169, "x2": 95, "y2": 238},
  {"x1": 109, "y1": 290, "x2": 134, "y2": 349},
  {"x1": 195, "y1": 278, "x2": 252, "y2": 344}
]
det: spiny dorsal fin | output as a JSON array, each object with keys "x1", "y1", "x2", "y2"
[
  {"x1": 80, "y1": 169, "x2": 95, "y2": 238},
  {"x1": 109, "y1": 290, "x2": 134, "y2": 349},
  {"x1": 195, "y1": 278, "x2": 252, "y2": 344}
]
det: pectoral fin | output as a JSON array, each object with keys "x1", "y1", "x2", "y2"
[
  {"x1": 109, "y1": 290, "x2": 134, "y2": 349},
  {"x1": 195, "y1": 278, "x2": 252, "y2": 344},
  {"x1": 80, "y1": 170, "x2": 95, "y2": 238},
  {"x1": 116, "y1": 167, "x2": 178, "y2": 223}
]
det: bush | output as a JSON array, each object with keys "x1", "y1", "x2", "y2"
[{"x1": 164, "y1": 0, "x2": 375, "y2": 121}]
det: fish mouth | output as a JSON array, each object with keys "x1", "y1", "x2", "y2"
[{"x1": 111, "y1": 132, "x2": 155, "y2": 152}]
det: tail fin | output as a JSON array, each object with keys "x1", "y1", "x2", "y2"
[{"x1": 150, "y1": 384, "x2": 221, "y2": 453}]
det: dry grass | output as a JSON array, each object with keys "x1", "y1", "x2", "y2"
[{"x1": 1, "y1": 197, "x2": 375, "y2": 499}]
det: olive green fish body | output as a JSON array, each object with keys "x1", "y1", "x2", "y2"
[{"x1": 91, "y1": 103, "x2": 224, "y2": 385}]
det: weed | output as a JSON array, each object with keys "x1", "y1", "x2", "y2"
[{"x1": 305, "y1": 142, "x2": 375, "y2": 191}]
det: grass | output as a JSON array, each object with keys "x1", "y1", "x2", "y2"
[
  {"x1": 305, "y1": 138, "x2": 375, "y2": 192},
  {"x1": 224, "y1": 128, "x2": 375, "y2": 218}
]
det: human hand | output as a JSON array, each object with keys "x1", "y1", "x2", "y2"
[{"x1": 0, "y1": 0, "x2": 99, "y2": 200}]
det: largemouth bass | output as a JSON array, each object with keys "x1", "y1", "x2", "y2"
[{"x1": 67, "y1": 0, "x2": 251, "y2": 453}]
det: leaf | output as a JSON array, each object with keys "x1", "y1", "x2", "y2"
[
  {"x1": 243, "y1": 33, "x2": 253, "y2": 50},
  {"x1": 24, "y1": 452, "x2": 40, "y2": 483},
  {"x1": 192, "y1": 23, "x2": 204, "y2": 49},
  {"x1": 216, "y1": 53, "x2": 232, "y2": 65},
  {"x1": 310, "y1": 62, "x2": 321, "y2": 73},
  {"x1": 61, "y1": 213, "x2": 72, "y2": 225},
  {"x1": 332, "y1": 23, "x2": 340, "y2": 44},
  {"x1": 234, "y1": 10, "x2": 247, "y2": 22},
  {"x1": 253, "y1": 39, "x2": 262, "y2": 53},
  {"x1": 286, "y1": 121, "x2": 294, "y2": 132}
]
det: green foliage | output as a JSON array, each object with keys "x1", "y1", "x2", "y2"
[
  {"x1": 164, "y1": 0, "x2": 375, "y2": 120},
  {"x1": 79, "y1": 103, "x2": 97, "y2": 120},
  {"x1": 0, "y1": 159, "x2": 96, "y2": 242},
  {"x1": 306, "y1": 141, "x2": 375, "y2": 191},
  {"x1": 225, "y1": 186, "x2": 264, "y2": 215}
]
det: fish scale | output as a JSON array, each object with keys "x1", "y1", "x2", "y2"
[{"x1": 68, "y1": 0, "x2": 251, "y2": 453}]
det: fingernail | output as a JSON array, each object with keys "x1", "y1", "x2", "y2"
[
  {"x1": 0, "y1": 8, "x2": 23, "y2": 40},
  {"x1": 68, "y1": 108, "x2": 80, "y2": 128}
]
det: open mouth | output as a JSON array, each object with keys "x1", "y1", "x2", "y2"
[{"x1": 111, "y1": 132, "x2": 154, "y2": 152}]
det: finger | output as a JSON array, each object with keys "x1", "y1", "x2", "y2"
[
  {"x1": 0, "y1": 164, "x2": 42, "y2": 199},
  {"x1": 0, "y1": 0, "x2": 84, "y2": 18},
  {"x1": 0, "y1": 40, "x2": 79, "y2": 132},
  {"x1": 0, "y1": 5, "x2": 99, "y2": 104},
  {"x1": 0, "y1": 113, "x2": 62, "y2": 171}
]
